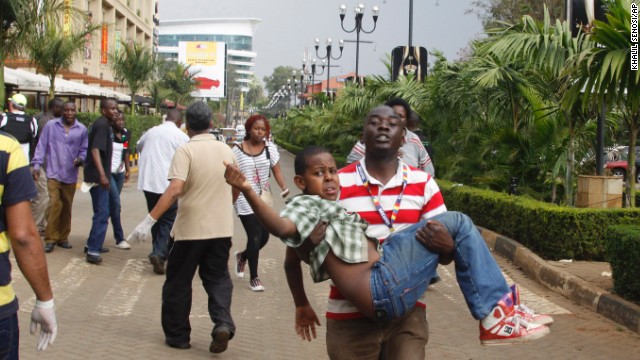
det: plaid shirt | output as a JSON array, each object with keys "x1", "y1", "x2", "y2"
[{"x1": 280, "y1": 195, "x2": 380, "y2": 283}]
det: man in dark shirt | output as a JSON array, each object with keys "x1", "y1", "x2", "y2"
[{"x1": 84, "y1": 98, "x2": 118, "y2": 264}]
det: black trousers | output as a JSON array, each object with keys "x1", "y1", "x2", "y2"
[
  {"x1": 161, "y1": 238, "x2": 235, "y2": 344},
  {"x1": 239, "y1": 214, "x2": 270, "y2": 279},
  {"x1": 143, "y1": 191, "x2": 178, "y2": 259}
]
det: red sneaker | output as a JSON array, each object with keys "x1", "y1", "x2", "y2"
[
  {"x1": 511, "y1": 284, "x2": 554, "y2": 326},
  {"x1": 480, "y1": 291, "x2": 550, "y2": 346}
]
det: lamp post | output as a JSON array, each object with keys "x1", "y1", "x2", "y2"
[
  {"x1": 339, "y1": 3, "x2": 379, "y2": 80},
  {"x1": 315, "y1": 38, "x2": 343, "y2": 98}
]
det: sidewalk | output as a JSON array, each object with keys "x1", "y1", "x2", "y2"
[{"x1": 479, "y1": 227, "x2": 640, "y2": 334}]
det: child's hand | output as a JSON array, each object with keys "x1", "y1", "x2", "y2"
[
  {"x1": 295, "y1": 305, "x2": 321, "y2": 341},
  {"x1": 223, "y1": 161, "x2": 250, "y2": 191}
]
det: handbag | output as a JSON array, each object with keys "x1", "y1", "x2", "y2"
[{"x1": 256, "y1": 143, "x2": 273, "y2": 206}]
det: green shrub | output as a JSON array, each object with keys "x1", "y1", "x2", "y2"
[
  {"x1": 605, "y1": 225, "x2": 640, "y2": 302},
  {"x1": 438, "y1": 180, "x2": 640, "y2": 260},
  {"x1": 76, "y1": 113, "x2": 162, "y2": 153}
]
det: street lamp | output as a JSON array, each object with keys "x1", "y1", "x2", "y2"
[
  {"x1": 315, "y1": 38, "x2": 344, "y2": 98},
  {"x1": 339, "y1": 3, "x2": 379, "y2": 80}
]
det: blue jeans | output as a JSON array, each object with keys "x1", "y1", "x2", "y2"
[
  {"x1": 109, "y1": 172, "x2": 125, "y2": 243},
  {"x1": 144, "y1": 191, "x2": 177, "y2": 260},
  {"x1": 86, "y1": 185, "x2": 110, "y2": 256},
  {"x1": 370, "y1": 211, "x2": 510, "y2": 321},
  {"x1": 0, "y1": 313, "x2": 19, "y2": 359}
]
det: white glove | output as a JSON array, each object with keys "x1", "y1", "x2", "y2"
[
  {"x1": 30, "y1": 299, "x2": 57, "y2": 351},
  {"x1": 126, "y1": 214, "x2": 157, "y2": 244}
]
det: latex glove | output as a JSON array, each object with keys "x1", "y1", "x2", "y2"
[
  {"x1": 30, "y1": 299, "x2": 57, "y2": 351},
  {"x1": 126, "y1": 214, "x2": 157, "y2": 244}
]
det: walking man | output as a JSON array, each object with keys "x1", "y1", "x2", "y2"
[
  {"x1": 129, "y1": 102, "x2": 237, "y2": 353},
  {"x1": 32, "y1": 101, "x2": 87, "y2": 252},
  {"x1": 31, "y1": 98, "x2": 64, "y2": 236},
  {"x1": 0, "y1": 93, "x2": 38, "y2": 161},
  {"x1": 136, "y1": 108, "x2": 189, "y2": 274},
  {"x1": 0, "y1": 131, "x2": 57, "y2": 356},
  {"x1": 84, "y1": 98, "x2": 118, "y2": 264}
]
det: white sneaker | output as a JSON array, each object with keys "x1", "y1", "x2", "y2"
[
  {"x1": 249, "y1": 278, "x2": 264, "y2": 292},
  {"x1": 115, "y1": 240, "x2": 132, "y2": 249}
]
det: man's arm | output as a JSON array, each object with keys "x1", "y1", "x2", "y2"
[
  {"x1": 284, "y1": 247, "x2": 320, "y2": 341},
  {"x1": 31, "y1": 124, "x2": 50, "y2": 180},
  {"x1": 90, "y1": 148, "x2": 109, "y2": 188},
  {"x1": 149, "y1": 178, "x2": 185, "y2": 221}
]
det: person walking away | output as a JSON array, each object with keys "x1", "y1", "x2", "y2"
[
  {"x1": 31, "y1": 98, "x2": 64, "y2": 236},
  {"x1": 231, "y1": 114, "x2": 289, "y2": 291},
  {"x1": 31, "y1": 101, "x2": 87, "y2": 253},
  {"x1": 136, "y1": 108, "x2": 189, "y2": 274},
  {"x1": 84, "y1": 98, "x2": 118, "y2": 264},
  {"x1": 0, "y1": 131, "x2": 57, "y2": 356},
  {"x1": 0, "y1": 93, "x2": 38, "y2": 161},
  {"x1": 128, "y1": 102, "x2": 237, "y2": 353},
  {"x1": 109, "y1": 110, "x2": 132, "y2": 249}
]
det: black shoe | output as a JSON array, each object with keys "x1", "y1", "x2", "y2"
[
  {"x1": 210, "y1": 328, "x2": 230, "y2": 354},
  {"x1": 165, "y1": 340, "x2": 191, "y2": 350},
  {"x1": 149, "y1": 255, "x2": 165, "y2": 275},
  {"x1": 84, "y1": 246, "x2": 109, "y2": 254},
  {"x1": 86, "y1": 254, "x2": 102, "y2": 264},
  {"x1": 44, "y1": 243, "x2": 55, "y2": 253},
  {"x1": 57, "y1": 241, "x2": 73, "y2": 249}
]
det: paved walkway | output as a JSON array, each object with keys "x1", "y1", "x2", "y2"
[{"x1": 11, "y1": 149, "x2": 640, "y2": 359}]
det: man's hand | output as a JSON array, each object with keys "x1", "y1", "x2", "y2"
[
  {"x1": 30, "y1": 299, "x2": 57, "y2": 351},
  {"x1": 126, "y1": 214, "x2": 157, "y2": 244},
  {"x1": 99, "y1": 174, "x2": 109, "y2": 189},
  {"x1": 223, "y1": 161, "x2": 250, "y2": 192},
  {"x1": 294, "y1": 221, "x2": 327, "y2": 264},
  {"x1": 416, "y1": 220, "x2": 455, "y2": 264},
  {"x1": 73, "y1": 157, "x2": 84, "y2": 167},
  {"x1": 294, "y1": 304, "x2": 321, "y2": 341},
  {"x1": 32, "y1": 168, "x2": 40, "y2": 182}
]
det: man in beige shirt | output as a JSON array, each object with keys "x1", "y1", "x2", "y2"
[{"x1": 128, "y1": 101, "x2": 237, "y2": 354}]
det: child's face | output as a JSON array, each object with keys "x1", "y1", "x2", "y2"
[{"x1": 295, "y1": 152, "x2": 340, "y2": 201}]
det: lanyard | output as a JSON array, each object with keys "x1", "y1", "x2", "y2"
[{"x1": 356, "y1": 162, "x2": 408, "y2": 232}]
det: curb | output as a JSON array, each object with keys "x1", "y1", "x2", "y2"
[{"x1": 479, "y1": 227, "x2": 640, "y2": 334}]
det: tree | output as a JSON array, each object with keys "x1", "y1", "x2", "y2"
[
  {"x1": 148, "y1": 80, "x2": 172, "y2": 114},
  {"x1": 0, "y1": 0, "x2": 67, "y2": 104},
  {"x1": 161, "y1": 61, "x2": 199, "y2": 107},
  {"x1": 110, "y1": 41, "x2": 155, "y2": 114},
  {"x1": 566, "y1": 0, "x2": 640, "y2": 206},
  {"x1": 468, "y1": 0, "x2": 565, "y2": 30},
  {"x1": 263, "y1": 66, "x2": 298, "y2": 97},
  {"x1": 28, "y1": 15, "x2": 98, "y2": 100}
]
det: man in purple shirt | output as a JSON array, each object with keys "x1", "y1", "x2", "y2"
[{"x1": 32, "y1": 101, "x2": 88, "y2": 253}]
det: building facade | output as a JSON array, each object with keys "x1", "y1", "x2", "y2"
[{"x1": 157, "y1": 18, "x2": 261, "y2": 94}]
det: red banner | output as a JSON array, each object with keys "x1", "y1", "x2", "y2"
[{"x1": 101, "y1": 24, "x2": 108, "y2": 64}]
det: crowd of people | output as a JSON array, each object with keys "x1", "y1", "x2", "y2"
[{"x1": 0, "y1": 94, "x2": 553, "y2": 358}]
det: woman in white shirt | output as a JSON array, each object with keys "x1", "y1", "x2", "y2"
[{"x1": 110, "y1": 110, "x2": 131, "y2": 249}]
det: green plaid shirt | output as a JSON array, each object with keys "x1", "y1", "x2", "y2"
[{"x1": 280, "y1": 195, "x2": 380, "y2": 283}]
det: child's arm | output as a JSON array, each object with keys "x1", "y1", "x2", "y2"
[
  {"x1": 224, "y1": 161, "x2": 298, "y2": 238},
  {"x1": 284, "y1": 247, "x2": 320, "y2": 341}
]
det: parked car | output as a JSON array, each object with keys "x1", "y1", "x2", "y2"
[
  {"x1": 209, "y1": 129, "x2": 225, "y2": 143},
  {"x1": 235, "y1": 125, "x2": 246, "y2": 140},
  {"x1": 604, "y1": 146, "x2": 640, "y2": 183}
]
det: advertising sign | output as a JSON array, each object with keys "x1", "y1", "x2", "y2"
[
  {"x1": 63, "y1": 0, "x2": 72, "y2": 36},
  {"x1": 178, "y1": 41, "x2": 227, "y2": 98},
  {"x1": 391, "y1": 46, "x2": 428, "y2": 82},
  {"x1": 100, "y1": 23, "x2": 108, "y2": 64}
]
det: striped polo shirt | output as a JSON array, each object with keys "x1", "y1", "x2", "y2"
[
  {"x1": 0, "y1": 131, "x2": 38, "y2": 320},
  {"x1": 328, "y1": 158, "x2": 446, "y2": 319}
]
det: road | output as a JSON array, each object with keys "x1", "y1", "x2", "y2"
[{"x1": 11, "y1": 148, "x2": 640, "y2": 359}]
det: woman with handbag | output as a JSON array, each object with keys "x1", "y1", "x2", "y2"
[{"x1": 232, "y1": 115, "x2": 289, "y2": 291}]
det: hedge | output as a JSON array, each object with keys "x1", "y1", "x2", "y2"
[
  {"x1": 438, "y1": 179, "x2": 640, "y2": 260},
  {"x1": 605, "y1": 225, "x2": 640, "y2": 302}
]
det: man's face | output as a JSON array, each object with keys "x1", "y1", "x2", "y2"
[
  {"x1": 295, "y1": 152, "x2": 340, "y2": 201},
  {"x1": 363, "y1": 106, "x2": 404, "y2": 154},
  {"x1": 62, "y1": 103, "x2": 76, "y2": 124},
  {"x1": 391, "y1": 105, "x2": 407, "y2": 125},
  {"x1": 52, "y1": 103, "x2": 64, "y2": 117},
  {"x1": 101, "y1": 100, "x2": 119, "y2": 122}
]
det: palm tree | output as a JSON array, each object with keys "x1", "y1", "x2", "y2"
[
  {"x1": 28, "y1": 20, "x2": 98, "y2": 100},
  {"x1": 566, "y1": 0, "x2": 640, "y2": 206},
  {"x1": 161, "y1": 61, "x2": 199, "y2": 107},
  {"x1": 110, "y1": 41, "x2": 155, "y2": 114},
  {"x1": 148, "y1": 80, "x2": 172, "y2": 114}
]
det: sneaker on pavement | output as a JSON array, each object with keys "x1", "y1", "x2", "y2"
[
  {"x1": 234, "y1": 251, "x2": 245, "y2": 279},
  {"x1": 511, "y1": 284, "x2": 554, "y2": 326},
  {"x1": 479, "y1": 291, "x2": 550, "y2": 346},
  {"x1": 115, "y1": 240, "x2": 132, "y2": 250},
  {"x1": 209, "y1": 328, "x2": 231, "y2": 354},
  {"x1": 249, "y1": 278, "x2": 264, "y2": 292}
]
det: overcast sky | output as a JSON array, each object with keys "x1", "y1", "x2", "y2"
[{"x1": 158, "y1": 0, "x2": 484, "y2": 82}]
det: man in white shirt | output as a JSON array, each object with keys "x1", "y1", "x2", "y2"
[{"x1": 136, "y1": 109, "x2": 189, "y2": 274}]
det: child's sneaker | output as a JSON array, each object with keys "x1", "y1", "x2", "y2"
[
  {"x1": 511, "y1": 284, "x2": 554, "y2": 326},
  {"x1": 249, "y1": 278, "x2": 264, "y2": 292},
  {"x1": 479, "y1": 291, "x2": 550, "y2": 346},
  {"x1": 234, "y1": 251, "x2": 245, "y2": 279}
]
